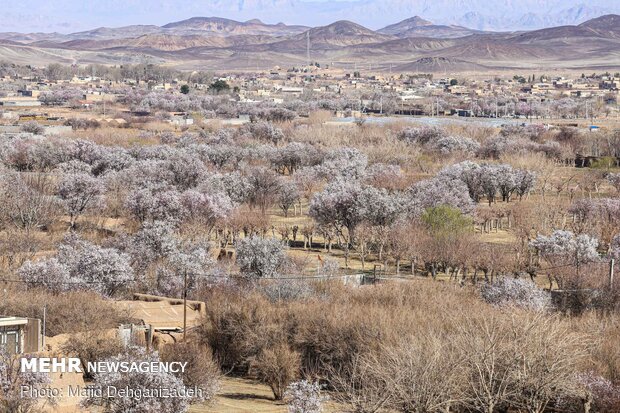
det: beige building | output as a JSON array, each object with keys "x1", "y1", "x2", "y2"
[{"x1": 0, "y1": 316, "x2": 42, "y2": 354}]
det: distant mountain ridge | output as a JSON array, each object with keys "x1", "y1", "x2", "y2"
[
  {"x1": 162, "y1": 16, "x2": 308, "y2": 36},
  {"x1": 3, "y1": 0, "x2": 620, "y2": 33},
  {"x1": 0, "y1": 14, "x2": 618, "y2": 71},
  {"x1": 378, "y1": 16, "x2": 484, "y2": 38}
]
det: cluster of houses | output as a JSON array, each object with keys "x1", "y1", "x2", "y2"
[{"x1": 0, "y1": 66, "x2": 617, "y2": 132}]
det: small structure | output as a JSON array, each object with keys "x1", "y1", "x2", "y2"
[
  {"x1": 169, "y1": 112, "x2": 194, "y2": 127},
  {"x1": 115, "y1": 294, "x2": 207, "y2": 349},
  {"x1": 0, "y1": 97, "x2": 42, "y2": 107},
  {"x1": 0, "y1": 316, "x2": 42, "y2": 354}
]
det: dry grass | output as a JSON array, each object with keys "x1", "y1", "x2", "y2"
[
  {"x1": 191, "y1": 377, "x2": 287, "y2": 413},
  {"x1": 192, "y1": 377, "x2": 344, "y2": 413}
]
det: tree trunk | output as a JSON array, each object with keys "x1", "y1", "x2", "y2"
[{"x1": 583, "y1": 393, "x2": 592, "y2": 413}]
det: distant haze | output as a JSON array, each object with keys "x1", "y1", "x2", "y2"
[{"x1": 4, "y1": 0, "x2": 620, "y2": 33}]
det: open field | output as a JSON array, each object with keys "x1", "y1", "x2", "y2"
[{"x1": 191, "y1": 378, "x2": 289, "y2": 413}]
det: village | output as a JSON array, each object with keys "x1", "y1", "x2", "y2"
[
  {"x1": 0, "y1": 63, "x2": 618, "y2": 128},
  {"x1": 0, "y1": 56, "x2": 619, "y2": 413}
]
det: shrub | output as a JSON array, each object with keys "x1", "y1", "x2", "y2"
[
  {"x1": 198, "y1": 290, "x2": 288, "y2": 373},
  {"x1": 254, "y1": 343, "x2": 301, "y2": 400},
  {"x1": 260, "y1": 279, "x2": 315, "y2": 302},
  {"x1": 285, "y1": 380, "x2": 326, "y2": 413},
  {"x1": 0, "y1": 349, "x2": 54, "y2": 412},
  {"x1": 481, "y1": 277, "x2": 551, "y2": 311},
  {"x1": 18, "y1": 235, "x2": 134, "y2": 297},
  {"x1": 236, "y1": 236, "x2": 287, "y2": 279},
  {"x1": 0, "y1": 289, "x2": 131, "y2": 337},
  {"x1": 159, "y1": 342, "x2": 220, "y2": 403},
  {"x1": 83, "y1": 347, "x2": 193, "y2": 413},
  {"x1": 20, "y1": 121, "x2": 44, "y2": 135},
  {"x1": 60, "y1": 331, "x2": 124, "y2": 380}
]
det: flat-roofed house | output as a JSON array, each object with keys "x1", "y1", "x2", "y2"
[{"x1": 0, "y1": 316, "x2": 42, "y2": 354}]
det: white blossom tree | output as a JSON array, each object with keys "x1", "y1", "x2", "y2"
[
  {"x1": 19, "y1": 235, "x2": 134, "y2": 296},
  {"x1": 181, "y1": 189, "x2": 234, "y2": 234},
  {"x1": 1, "y1": 350, "x2": 54, "y2": 413},
  {"x1": 309, "y1": 180, "x2": 364, "y2": 250},
  {"x1": 481, "y1": 277, "x2": 551, "y2": 311},
  {"x1": 531, "y1": 230, "x2": 600, "y2": 288},
  {"x1": 406, "y1": 176, "x2": 474, "y2": 218},
  {"x1": 18, "y1": 258, "x2": 71, "y2": 293},
  {"x1": 607, "y1": 173, "x2": 620, "y2": 193},
  {"x1": 429, "y1": 135, "x2": 480, "y2": 155},
  {"x1": 58, "y1": 172, "x2": 105, "y2": 229},
  {"x1": 318, "y1": 147, "x2": 368, "y2": 181},
  {"x1": 236, "y1": 236, "x2": 287, "y2": 279},
  {"x1": 83, "y1": 347, "x2": 196, "y2": 413},
  {"x1": 285, "y1": 380, "x2": 326, "y2": 413},
  {"x1": 278, "y1": 181, "x2": 301, "y2": 217}
]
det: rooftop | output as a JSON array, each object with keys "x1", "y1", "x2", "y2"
[{"x1": 0, "y1": 316, "x2": 28, "y2": 327}]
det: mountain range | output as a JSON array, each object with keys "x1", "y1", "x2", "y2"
[
  {"x1": 0, "y1": 14, "x2": 619, "y2": 72},
  {"x1": 3, "y1": 0, "x2": 620, "y2": 32}
]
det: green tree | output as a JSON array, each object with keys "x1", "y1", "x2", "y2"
[
  {"x1": 420, "y1": 205, "x2": 473, "y2": 280},
  {"x1": 450, "y1": 79, "x2": 458, "y2": 86},
  {"x1": 209, "y1": 79, "x2": 230, "y2": 94},
  {"x1": 421, "y1": 205, "x2": 472, "y2": 236},
  {"x1": 180, "y1": 84, "x2": 190, "y2": 94}
]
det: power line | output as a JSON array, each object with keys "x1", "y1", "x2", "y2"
[
  {"x1": 0, "y1": 261, "x2": 611, "y2": 286},
  {"x1": 0, "y1": 272, "x2": 363, "y2": 285}
]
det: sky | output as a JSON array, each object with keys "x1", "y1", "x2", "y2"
[{"x1": 1, "y1": 0, "x2": 619, "y2": 33}]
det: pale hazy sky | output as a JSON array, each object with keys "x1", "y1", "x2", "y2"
[{"x1": 1, "y1": 0, "x2": 619, "y2": 33}]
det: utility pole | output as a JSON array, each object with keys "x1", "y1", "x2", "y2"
[
  {"x1": 610, "y1": 258, "x2": 615, "y2": 290},
  {"x1": 306, "y1": 31, "x2": 310, "y2": 67},
  {"x1": 42, "y1": 305, "x2": 46, "y2": 350},
  {"x1": 183, "y1": 270, "x2": 187, "y2": 341}
]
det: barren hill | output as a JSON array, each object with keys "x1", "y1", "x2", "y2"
[
  {"x1": 0, "y1": 14, "x2": 619, "y2": 71},
  {"x1": 379, "y1": 16, "x2": 482, "y2": 38},
  {"x1": 162, "y1": 17, "x2": 308, "y2": 36}
]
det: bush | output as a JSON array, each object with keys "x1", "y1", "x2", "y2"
[
  {"x1": 285, "y1": 380, "x2": 326, "y2": 413},
  {"x1": 481, "y1": 277, "x2": 551, "y2": 311},
  {"x1": 198, "y1": 289, "x2": 288, "y2": 373},
  {"x1": 0, "y1": 289, "x2": 131, "y2": 336},
  {"x1": 236, "y1": 236, "x2": 287, "y2": 279},
  {"x1": 0, "y1": 349, "x2": 54, "y2": 412},
  {"x1": 60, "y1": 331, "x2": 124, "y2": 380},
  {"x1": 260, "y1": 279, "x2": 315, "y2": 302},
  {"x1": 20, "y1": 121, "x2": 44, "y2": 135},
  {"x1": 254, "y1": 343, "x2": 301, "y2": 400},
  {"x1": 159, "y1": 342, "x2": 220, "y2": 403},
  {"x1": 82, "y1": 347, "x2": 193, "y2": 413}
]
